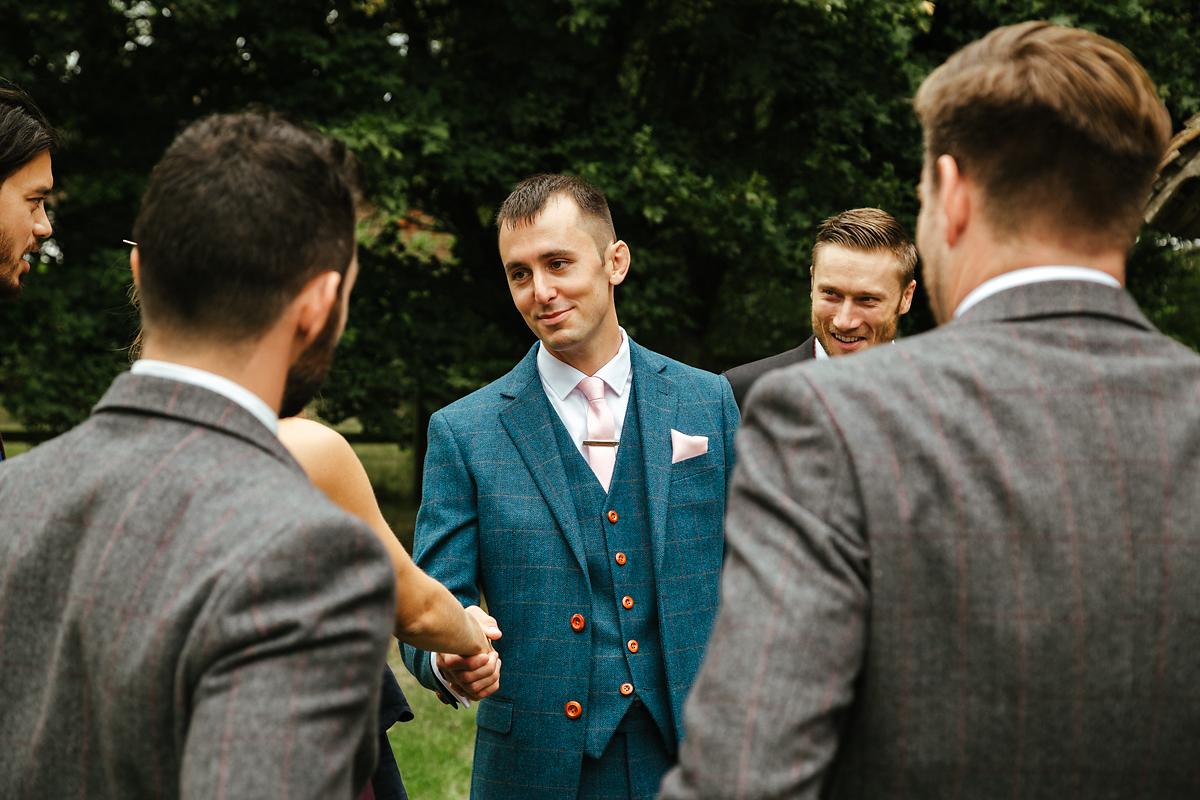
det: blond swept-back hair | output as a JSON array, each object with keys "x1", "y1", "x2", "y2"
[
  {"x1": 812, "y1": 207, "x2": 917, "y2": 286},
  {"x1": 914, "y1": 21, "x2": 1171, "y2": 249}
]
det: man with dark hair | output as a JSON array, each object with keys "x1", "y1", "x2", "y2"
[
  {"x1": 403, "y1": 174, "x2": 739, "y2": 798},
  {"x1": 0, "y1": 82, "x2": 57, "y2": 461},
  {"x1": 0, "y1": 112, "x2": 396, "y2": 798},
  {"x1": 663, "y1": 22, "x2": 1200, "y2": 799},
  {"x1": 723, "y1": 207, "x2": 916, "y2": 409}
]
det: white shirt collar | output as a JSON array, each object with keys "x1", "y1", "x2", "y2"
[
  {"x1": 536, "y1": 328, "x2": 631, "y2": 398},
  {"x1": 954, "y1": 265, "x2": 1121, "y2": 319},
  {"x1": 130, "y1": 359, "x2": 279, "y2": 434}
]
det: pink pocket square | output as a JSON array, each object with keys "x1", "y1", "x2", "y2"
[{"x1": 671, "y1": 429, "x2": 709, "y2": 464}]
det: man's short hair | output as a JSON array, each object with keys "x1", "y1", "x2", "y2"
[
  {"x1": 0, "y1": 81, "x2": 58, "y2": 184},
  {"x1": 496, "y1": 173, "x2": 616, "y2": 248},
  {"x1": 812, "y1": 207, "x2": 917, "y2": 286},
  {"x1": 914, "y1": 21, "x2": 1171, "y2": 251},
  {"x1": 132, "y1": 112, "x2": 360, "y2": 341}
]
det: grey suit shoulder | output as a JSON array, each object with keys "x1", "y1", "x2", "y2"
[
  {"x1": 664, "y1": 281, "x2": 1200, "y2": 799},
  {"x1": 0, "y1": 373, "x2": 395, "y2": 799}
]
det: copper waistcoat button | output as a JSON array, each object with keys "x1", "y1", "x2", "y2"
[
  {"x1": 620, "y1": 682, "x2": 634, "y2": 697},
  {"x1": 565, "y1": 700, "x2": 583, "y2": 719},
  {"x1": 627, "y1": 639, "x2": 639, "y2": 653},
  {"x1": 614, "y1": 552, "x2": 627, "y2": 566},
  {"x1": 607, "y1": 510, "x2": 619, "y2": 524},
  {"x1": 570, "y1": 613, "x2": 586, "y2": 632},
  {"x1": 621, "y1": 595, "x2": 634, "y2": 610}
]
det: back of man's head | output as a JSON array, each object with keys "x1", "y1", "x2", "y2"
[
  {"x1": 132, "y1": 112, "x2": 360, "y2": 342},
  {"x1": 0, "y1": 82, "x2": 58, "y2": 185},
  {"x1": 813, "y1": 207, "x2": 917, "y2": 286},
  {"x1": 914, "y1": 21, "x2": 1170, "y2": 252}
]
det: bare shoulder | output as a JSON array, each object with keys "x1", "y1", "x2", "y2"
[
  {"x1": 277, "y1": 417, "x2": 361, "y2": 484},
  {"x1": 276, "y1": 417, "x2": 391, "y2": 534}
]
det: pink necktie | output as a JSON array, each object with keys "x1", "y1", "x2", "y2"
[{"x1": 578, "y1": 376, "x2": 616, "y2": 492}]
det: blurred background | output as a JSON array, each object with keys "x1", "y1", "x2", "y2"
[{"x1": 2, "y1": 2, "x2": 1199, "y2": 794}]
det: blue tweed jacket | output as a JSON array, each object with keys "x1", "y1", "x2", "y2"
[{"x1": 402, "y1": 339, "x2": 739, "y2": 797}]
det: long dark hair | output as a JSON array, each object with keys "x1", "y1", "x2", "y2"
[{"x1": 0, "y1": 81, "x2": 58, "y2": 184}]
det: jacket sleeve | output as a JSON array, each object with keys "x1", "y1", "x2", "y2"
[
  {"x1": 400, "y1": 410, "x2": 481, "y2": 700},
  {"x1": 661, "y1": 367, "x2": 869, "y2": 799},
  {"x1": 180, "y1": 513, "x2": 395, "y2": 799},
  {"x1": 719, "y1": 373, "x2": 740, "y2": 500}
]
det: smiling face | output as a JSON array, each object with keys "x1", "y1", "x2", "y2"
[
  {"x1": 499, "y1": 193, "x2": 628, "y2": 375},
  {"x1": 0, "y1": 150, "x2": 54, "y2": 299},
  {"x1": 810, "y1": 243, "x2": 916, "y2": 356}
]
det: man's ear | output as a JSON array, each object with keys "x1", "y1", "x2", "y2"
[
  {"x1": 293, "y1": 270, "x2": 343, "y2": 347},
  {"x1": 130, "y1": 247, "x2": 141, "y2": 289},
  {"x1": 936, "y1": 154, "x2": 970, "y2": 248},
  {"x1": 607, "y1": 240, "x2": 631, "y2": 287},
  {"x1": 899, "y1": 279, "x2": 917, "y2": 315}
]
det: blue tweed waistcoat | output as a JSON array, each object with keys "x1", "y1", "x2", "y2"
[{"x1": 551, "y1": 388, "x2": 673, "y2": 759}]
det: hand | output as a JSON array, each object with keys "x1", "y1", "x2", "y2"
[
  {"x1": 465, "y1": 605, "x2": 502, "y2": 651},
  {"x1": 436, "y1": 648, "x2": 501, "y2": 700}
]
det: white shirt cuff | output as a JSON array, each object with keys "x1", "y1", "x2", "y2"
[{"x1": 429, "y1": 651, "x2": 471, "y2": 708}]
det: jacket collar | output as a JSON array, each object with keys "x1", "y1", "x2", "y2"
[
  {"x1": 954, "y1": 279, "x2": 1154, "y2": 333},
  {"x1": 91, "y1": 372, "x2": 302, "y2": 473}
]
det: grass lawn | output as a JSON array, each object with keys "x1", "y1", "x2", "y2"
[
  {"x1": 387, "y1": 642, "x2": 477, "y2": 799},
  {"x1": 4, "y1": 440, "x2": 31, "y2": 457},
  {"x1": 365, "y1": 446, "x2": 478, "y2": 797}
]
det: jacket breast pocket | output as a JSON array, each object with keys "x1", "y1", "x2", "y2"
[{"x1": 669, "y1": 456, "x2": 718, "y2": 488}]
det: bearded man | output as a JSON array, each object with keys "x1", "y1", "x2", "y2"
[
  {"x1": 723, "y1": 207, "x2": 915, "y2": 409},
  {"x1": 0, "y1": 112, "x2": 396, "y2": 799},
  {"x1": 0, "y1": 82, "x2": 57, "y2": 460}
]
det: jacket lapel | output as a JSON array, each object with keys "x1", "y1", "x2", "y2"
[
  {"x1": 630, "y1": 341, "x2": 677, "y2": 578},
  {"x1": 498, "y1": 345, "x2": 589, "y2": 575}
]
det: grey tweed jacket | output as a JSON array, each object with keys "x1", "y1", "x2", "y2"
[
  {"x1": 0, "y1": 373, "x2": 395, "y2": 799},
  {"x1": 661, "y1": 280, "x2": 1200, "y2": 799}
]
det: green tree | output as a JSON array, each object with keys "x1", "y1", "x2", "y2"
[{"x1": 2, "y1": 0, "x2": 1197, "y2": 453}]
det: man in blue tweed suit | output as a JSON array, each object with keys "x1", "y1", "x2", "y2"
[{"x1": 402, "y1": 174, "x2": 739, "y2": 798}]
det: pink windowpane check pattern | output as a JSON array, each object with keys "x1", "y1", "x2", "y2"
[{"x1": 578, "y1": 376, "x2": 616, "y2": 491}]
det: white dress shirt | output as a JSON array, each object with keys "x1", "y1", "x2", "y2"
[
  {"x1": 131, "y1": 359, "x2": 278, "y2": 434},
  {"x1": 432, "y1": 329, "x2": 633, "y2": 705},
  {"x1": 535, "y1": 328, "x2": 633, "y2": 457},
  {"x1": 954, "y1": 265, "x2": 1121, "y2": 319}
]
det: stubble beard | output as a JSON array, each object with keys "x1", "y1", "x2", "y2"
[
  {"x1": 279, "y1": 299, "x2": 342, "y2": 419},
  {"x1": 812, "y1": 307, "x2": 900, "y2": 357},
  {"x1": 0, "y1": 229, "x2": 24, "y2": 300}
]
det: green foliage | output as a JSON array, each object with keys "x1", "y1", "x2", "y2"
[
  {"x1": 2, "y1": 0, "x2": 1198, "y2": 439},
  {"x1": 1128, "y1": 233, "x2": 1200, "y2": 351},
  {"x1": 388, "y1": 645, "x2": 476, "y2": 799}
]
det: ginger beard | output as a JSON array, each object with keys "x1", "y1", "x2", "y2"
[
  {"x1": 810, "y1": 297, "x2": 903, "y2": 356},
  {"x1": 808, "y1": 244, "x2": 913, "y2": 357}
]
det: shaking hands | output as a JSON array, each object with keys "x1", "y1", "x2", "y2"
[{"x1": 437, "y1": 605, "x2": 503, "y2": 701}]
